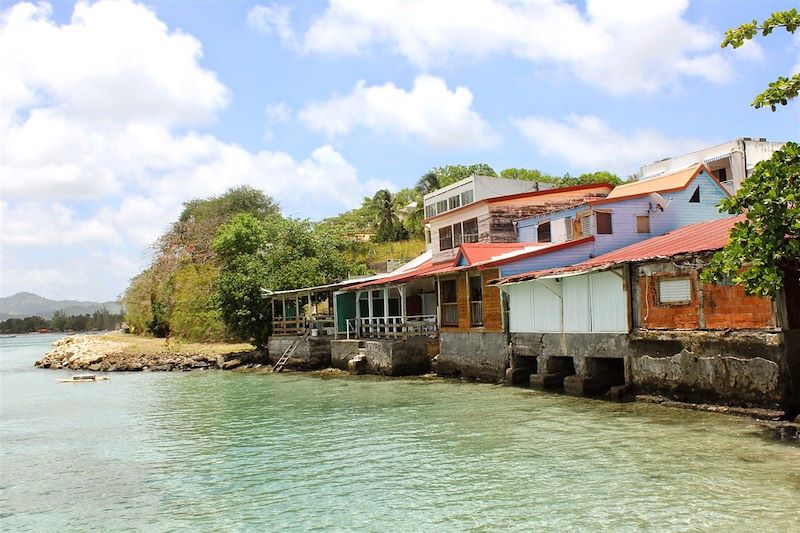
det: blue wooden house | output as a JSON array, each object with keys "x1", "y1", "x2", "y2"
[{"x1": 504, "y1": 163, "x2": 732, "y2": 276}]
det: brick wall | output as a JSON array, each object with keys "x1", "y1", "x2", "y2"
[
  {"x1": 703, "y1": 283, "x2": 774, "y2": 329},
  {"x1": 639, "y1": 271, "x2": 700, "y2": 329},
  {"x1": 639, "y1": 270, "x2": 775, "y2": 330}
]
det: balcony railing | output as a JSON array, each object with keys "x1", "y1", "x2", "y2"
[
  {"x1": 441, "y1": 303, "x2": 458, "y2": 326},
  {"x1": 273, "y1": 315, "x2": 335, "y2": 336},
  {"x1": 346, "y1": 315, "x2": 437, "y2": 340},
  {"x1": 470, "y1": 301, "x2": 483, "y2": 326}
]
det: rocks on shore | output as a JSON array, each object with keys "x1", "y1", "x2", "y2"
[{"x1": 34, "y1": 334, "x2": 265, "y2": 373}]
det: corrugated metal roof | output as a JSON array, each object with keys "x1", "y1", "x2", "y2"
[
  {"x1": 600, "y1": 163, "x2": 704, "y2": 202},
  {"x1": 458, "y1": 242, "x2": 543, "y2": 264},
  {"x1": 423, "y1": 182, "x2": 613, "y2": 223},
  {"x1": 492, "y1": 215, "x2": 743, "y2": 285}
]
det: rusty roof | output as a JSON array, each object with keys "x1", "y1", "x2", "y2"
[
  {"x1": 423, "y1": 182, "x2": 613, "y2": 223},
  {"x1": 491, "y1": 215, "x2": 743, "y2": 285}
]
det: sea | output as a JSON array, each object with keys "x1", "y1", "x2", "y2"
[{"x1": 1, "y1": 333, "x2": 799, "y2": 532}]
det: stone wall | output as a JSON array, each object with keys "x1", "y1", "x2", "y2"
[
  {"x1": 507, "y1": 330, "x2": 798, "y2": 414},
  {"x1": 268, "y1": 336, "x2": 332, "y2": 370},
  {"x1": 330, "y1": 338, "x2": 432, "y2": 376},
  {"x1": 437, "y1": 331, "x2": 508, "y2": 381},
  {"x1": 629, "y1": 330, "x2": 790, "y2": 409}
]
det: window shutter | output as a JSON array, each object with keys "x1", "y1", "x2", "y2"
[{"x1": 658, "y1": 278, "x2": 691, "y2": 303}]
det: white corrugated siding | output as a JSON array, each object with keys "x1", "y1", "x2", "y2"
[
  {"x1": 507, "y1": 268, "x2": 628, "y2": 333},
  {"x1": 508, "y1": 283, "x2": 534, "y2": 333},
  {"x1": 563, "y1": 276, "x2": 591, "y2": 332},
  {"x1": 533, "y1": 280, "x2": 562, "y2": 332},
  {"x1": 589, "y1": 271, "x2": 627, "y2": 332}
]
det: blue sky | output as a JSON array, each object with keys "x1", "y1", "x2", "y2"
[{"x1": 1, "y1": 0, "x2": 798, "y2": 301}]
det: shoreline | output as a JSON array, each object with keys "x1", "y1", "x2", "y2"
[
  {"x1": 34, "y1": 332, "x2": 265, "y2": 372},
  {"x1": 34, "y1": 333, "x2": 799, "y2": 442}
]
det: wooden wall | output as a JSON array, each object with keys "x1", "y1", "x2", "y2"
[{"x1": 440, "y1": 268, "x2": 503, "y2": 333}]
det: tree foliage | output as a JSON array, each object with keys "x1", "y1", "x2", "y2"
[
  {"x1": 701, "y1": 142, "x2": 800, "y2": 296},
  {"x1": 722, "y1": 8, "x2": 800, "y2": 110},
  {"x1": 212, "y1": 213, "x2": 369, "y2": 348},
  {"x1": 415, "y1": 163, "x2": 497, "y2": 194},
  {"x1": 0, "y1": 309, "x2": 124, "y2": 334}
]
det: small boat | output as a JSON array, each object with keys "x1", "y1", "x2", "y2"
[
  {"x1": 57, "y1": 374, "x2": 110, "y2": 383},
  {"x1": 0, "y1": 335, "x2": 16, "y2": 339}
]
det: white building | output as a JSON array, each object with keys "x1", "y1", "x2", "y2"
[{"x1": 639, "y1": 137, "x2": 785, "y2": 193}]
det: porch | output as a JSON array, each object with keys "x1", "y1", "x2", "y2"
[
  {"x1": 269, "y1": 286, "x2": 337, "y2": 337},
  {"x1": 336, "y1": 277, "x2": 439, "y2": 340}
]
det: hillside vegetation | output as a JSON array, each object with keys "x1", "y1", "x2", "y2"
[{"x1": 121, "y1": 164, "x2": 620, "y2": 345}]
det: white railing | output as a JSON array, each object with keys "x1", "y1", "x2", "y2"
[{"x1": 345, "y1": 315, "x2": 437, "y2": 339}]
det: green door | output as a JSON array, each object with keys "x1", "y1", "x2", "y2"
[{"x1": 335, "y1": 292, "x2": 356, "y2": 334}]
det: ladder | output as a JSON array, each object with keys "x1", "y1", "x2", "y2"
[{"x1": 273, "y1": 328, "x2": 310, "y2": 373}]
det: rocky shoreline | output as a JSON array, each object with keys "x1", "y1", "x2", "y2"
[{"x1": 35, "y1": 333, "x2": 267, "y2": 372}]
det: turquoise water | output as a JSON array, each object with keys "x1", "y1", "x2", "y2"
[{"x1": 1, "y1": 334, "x2": 799, "y2": 532}]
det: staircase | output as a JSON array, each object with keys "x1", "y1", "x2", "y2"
[{"x1": 273, "y1": 329, "x2": 310, "y2": 373}]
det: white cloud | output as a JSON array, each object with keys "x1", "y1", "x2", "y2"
[
  {"x1": 247, "y1": 3, "x2": 295, "y2": 43},
  {"x1": 257, "y1": 0, "x2": 735, "y2": 94},
  {"x1": 298, "y1": 75, "x2": 498, "y2": 148},
  {"x1": 0, "y1": 0, "x2": 228, "y2": 124},
  {"x1": 0, "y1": 1, "x2": 391, "y2": 300},
  {"x1": 513, "y1": 114, "x2": 709, "y2": 174}
]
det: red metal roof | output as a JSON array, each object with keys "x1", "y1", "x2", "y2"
[
  {"x1": 492, "y1": 215, "x2": 744, "y2": 285},
  {"x1": 346, "y1": 258, "x2": 455, "y2": 290},
  {"x1": 457, "y1": 242, "x2": 533, "y2": 264}
]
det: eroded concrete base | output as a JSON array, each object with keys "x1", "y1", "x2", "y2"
[
  {"x1": 437, "y1": 332, "x2": 508, "y2": 381},
  {"x1": 330, "y1": 337, "x2": 432, "y2": 376},
  {"x1": 268, "y1": 336, "x2": 332, "y2": 370},
  {"x1": 508, "y1": 330, "x2": 797, "y2": 412}
]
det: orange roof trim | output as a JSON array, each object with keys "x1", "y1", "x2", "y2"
[{"x1": 590, "y1": 164, "x2": 729, "y2": 206}]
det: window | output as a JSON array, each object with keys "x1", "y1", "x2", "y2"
[
  {"x1": 425, "y1": 205, "x2": 436, "y2": 219},
  {"x1": 436, "y1": 199, "x2": 448, "y2": 215},
  {"x1": 462, "y1": 218, "x2": 479, "y2": 243},
  {"x1": 425, "y1": 228, "x2": 431, "y2": 244},
  {"x1": 440, "y1": 279, "x2": 458, "y2": 326},
  {"x1": 537, "y1": 221, "x2": 552, "y2": 243},
  {"x1": 579, "y1": 214, "x2": 592, "y2": 236},
  {"x1": 453, "y1": 222, "x2": 463, "y2": 247},
  {"x1": 595, "y1": 211, "x2": 613, "y2": 234},
  {"x1": 439, "y1": 226, "x2": 453, "y2": 250},
  {"x1": 636, "y1": 215, "x2": 650, "y2": 234},
  {"x1": 449, "y1": 195, "x2": 461, "y2": 210},
  {"x1": 658, "y1": 278, "x2": 691, "y2": 304},
  {"x1": 689, "y1": 186, "x2": 700, "y2": 203},
  {"x1": 468, "y1": 275, "x2": 483, "y2": 326},
  {"x1": 564, "y1": 216, "x2": 573, "y2": 240},
  {"x1": 461, "y1": 190, "x2": 474, "y2": 205},
  {"x1": 716, "y1": 168, "x2": 727, "y2": 182}
]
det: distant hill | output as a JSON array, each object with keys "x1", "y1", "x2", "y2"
[{"x1": 0, "y1": 292, "x2": 122, "y2": 319}]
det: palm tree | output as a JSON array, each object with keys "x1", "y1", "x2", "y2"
[
  {"x1": 369, "y1": 189, "x2": 405, "y2": 242},
  {"x1": 415, "y1": 170, "x2": 441, "y2": 195}
]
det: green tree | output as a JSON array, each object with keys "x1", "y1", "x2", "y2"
[
  {"x1": 499, "y1": 168, "x2": 559, "y2": 183},
  {"x1": 213, "y1": 214, "x2": 272, "y2": 348},
  {"x1": 701, "y1": 142, "x2": 800, "y2": 296},
  {"x1": 415, "y1": 163, "x2": 497, "y2": 194},
  {"x1": 560, "y1": 171, "x2": 623, "y2": 186},
  {"x1": 722, "y1": 8, "x2": 800, "y2": 110},
  {"x1": 368, "y1": 189, "x2": 408, "y2": 242}
]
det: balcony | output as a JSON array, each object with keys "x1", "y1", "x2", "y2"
[{"x1": 345, "y1": 315, "x2": 437, "y2": 339}]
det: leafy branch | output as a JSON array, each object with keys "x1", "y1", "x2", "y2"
[{"x1": 721, "y1": 8, "x2": 800, "y2": 110}]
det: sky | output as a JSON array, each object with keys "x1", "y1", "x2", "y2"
[{"x1": 1, "y1": 0, "x2": 798, "y2": 302}]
